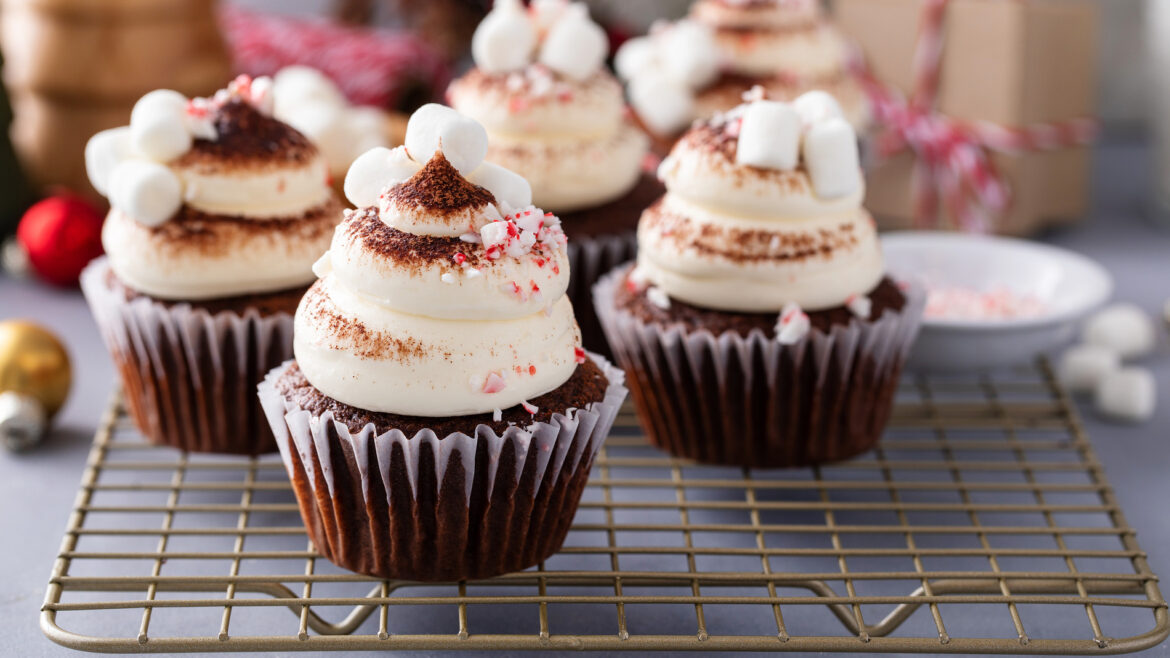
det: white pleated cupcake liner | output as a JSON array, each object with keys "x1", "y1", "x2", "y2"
[
  {"x1": 81, "y1": 257, "x2": 294, "y2": 454},
  {"x1": 566, "y1": 231, "x2": 638, "y2": 357},
  {"x1": 594, "y1": 265, "x2": 925, "y2": 467},
  {"x1": 256, "y1": 354, "x2": 627, "y2": 580}
]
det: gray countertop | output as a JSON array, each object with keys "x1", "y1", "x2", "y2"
[{"x1": 2, "y1": 138, "x2": 1168, "y2": 657}]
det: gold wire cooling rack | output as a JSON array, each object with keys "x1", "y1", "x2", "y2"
[{"x1": 41, "y1": 361, "x2": 1168, "y2": 654}]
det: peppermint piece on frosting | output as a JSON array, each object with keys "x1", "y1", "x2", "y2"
[
  {"x1": 646, "y1": 286, "x2": 671, "y2": 310},
  {"x1": 736, "y1": 100, "x2": 800, "y2": 170},
  {"x1": 482, "y1": 371, "x2": 508, "y2": 394},
  {"x1": 108, "y1": 160, "x2": 183, "y2": 227},
  {"x1": 344, "y1": 146, "x2": 421, "y2": 208},
  {"x1": 471, "y1": 0, "x2": 537, "y2": 74},
  {"x1": 405, "y1": 103, "x2": 489, "y2": 174},
  {"x1": 845, "y1": 294, "x2": 872, "y2": 319},
  {"x1": 803, "y1": 117, "x2": 861, "y2": 199},
  {"x1": 776, "y1": 302, "x2": 811, "y2": 345},
  {"x1": 538, "y1": 4, "x2": 608, "y2": 81}
]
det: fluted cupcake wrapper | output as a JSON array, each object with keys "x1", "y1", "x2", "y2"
[
  {"x1": 594, "y1": 266, "x2": 925, "y2": 468},
  {"x1": 567, "y1": 232, "x2": 638, "y2": 358},
  {"x1": 81, "y1": 257, "x2": 292, "y2": 455},
  {"x1": 256, "y1": 355, "x2": 628, "y2": 581}
]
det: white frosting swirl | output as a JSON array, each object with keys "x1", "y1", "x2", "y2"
[
  {"x1": 635, "y1": 119, "x2": 883, "y2": 313},
  {"x1": 714, "y1": 23, "x2": 849, "y2": 79},
  {"x1": 295, "y1": 147, "x2": 584, "y2": 417},
  {"x1": 449, "y1": 69, "x2": 648, "y2": 213},
  {"x1": 174, "y1": 154, "x2": 333, "y2": 219}
]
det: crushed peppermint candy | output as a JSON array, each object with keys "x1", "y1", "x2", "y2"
[
  {"x1": 845, "y1": 294, "x2": 872, "y2": 319},
  {"x1": 184, "y1": 74, "x2": 274, "y2": 142},
  {"x1": 521, "y1": 400, "x2": 539, "y2": 415},
  {"x1": 440, "y1": 272, "x2": 456, "y2": 284},
  {"x1": 924, "y1": 284, "x2": 1047, "y2": 321},
  {"x1": 776, "y1": 302, "x2": 811, "y2": 345},
  {"x1": 492, "y1": 408, "x2": 503, "y2": 422},
  {"x1": 742, "y1": 85, "x2": 768, "y2": 103},
  {"x1": 481, "y1": 372, "x2": 507, "y2": 394},
  {"x1": 478, "y1": 206, "x2": 566, "y2": 263},
  {"x1": 466, "y1": 267, "x2": 482, "y2": 279},
  {"x1": 626, "y1": 266, "x2": 650, "y2": 293},
  {"x1": 574, "y1": 347, "x2": 587, "y2": 364},
  {"x1": 646, "y1": 286, "x2": 671, "y2": 310}
]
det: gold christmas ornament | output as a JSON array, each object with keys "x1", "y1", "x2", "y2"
[{"x1": 0, "y1": 319, "x2": 71, "y2": 419}]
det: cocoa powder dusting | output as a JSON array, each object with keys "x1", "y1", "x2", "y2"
[
  {"x1": 302, "y1": 283, "x2": 428, "y2": 362},
  {"x1": 387, "y1": 152, "x2": 495, "y2": 214},
  {"x1": 172, "y1": 99, "x2": 317, "y2": 170},
  {"x1": 345, "y1": 207, "x2": 488, "y2": 270},
  {"x1": 145, "y1": 197, "x2": 341, "y2": 260}
]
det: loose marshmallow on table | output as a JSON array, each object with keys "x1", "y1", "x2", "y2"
[
  {"x1": 792, "y1": 90, "x2": 845, "y2": 131},
  {"x1": 404, "y1": 104, "x2": 488, "y2": 175},
  {"x1": 1083, "y1": 303, "x2": 1157, "y2": 359},
  {"x1": 1095, "y1": 367, "x2": 1157, "y2": 423},
  {"x1": 802, "y1": 117, "x2": 861, "y2": 199},
  {"x1": 629, "y1": 75, "x2": 695, "y2": 137},
  {"x1": 108, "y1": 160, "x2": 183, "y2": 226},
  {"x1": 471, "y1": 0, "x2": 537, "y2": 75},
  {"x1": 85, "y1": 127, "x2": 133, "y2": 195},
  {"x1": 1057, "y1": 344, "x2": 1120, "y2": 393},
  {"x1": 736, "y1": 101, "x2": 801, "y2": 170},
  {"x1": 539, "y1": 4, "x2": 608, "y2": 81},
  {"x1": 344, "y1": 146, "x2": 421, "y2": 208},
  {"x1": 468, "y1": 162, "x2": 533, "y2": 212}
]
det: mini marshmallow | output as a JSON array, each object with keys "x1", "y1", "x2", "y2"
[
  {"x1": 131, "y1": 110, "x2": 192, "y2": 163},
  {"x1": 660, "y1": 20, "x2": 719, "y2": 89},
  {"x1": 736, "y1": 101, "x2": 801, "y2": 170},
  {"x1": 85, "y1": 127, "x2": 133, "y2": 195},
  {"x1": 530, "y1": 0, "x2": 569, "y2": 32},
  {"x1": 802, "y1": 117, "x2": 861, "y2": 199},
  {"x1": 249, "y1": 76, "x2": 275, "y2": 116},
  {"x1": 1058, "y1": 344, "x2": 1121, "y2": 393},
  {"x1": 471, "y1": 0, "x2": 537, "y2": 74},
  {"x1": 629, "y1": 75, "x2": 695, "y2": 136},
  {"x1": 614, "y1": 36, "x2": 658, "y2": 81},
  {"x1": 1083, "y1": 303, "x2": 1157, "y2": 359},
  {"x1": 404, "y1": 103, "x2": 489, "y2": 174},
  {"x1": 468, "y1": 162, "x2": 533, "y2": 212},
  {"x1": 344, "y1": 146, "x2": 421, "y2": 208},
  {"x1": 273, "y1": 66, "x2": 347, "y2": 116},
  {"x1": 792, "y1": 90, "x2": 844, "y2": 131},
  {"x1": 1095, "y1": 367, "x2": 1156, "y2": 423},
  {"x1": 129, "y1": 89, "x2": 188, "y2": 128},
  {"x1": 108, "y1": 160, "x2": 183, "y2": 226},
  {"x1": 539, "y1": 4, "x2": 608, "y2": 81}
]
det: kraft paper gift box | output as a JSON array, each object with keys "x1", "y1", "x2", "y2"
[{"x1": 833, "y1": 0, "x2": 1098, "y2": 236}]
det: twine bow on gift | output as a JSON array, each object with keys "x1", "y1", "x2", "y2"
[{"x1": 848, "y1": 0, "x2": 1098, "y2": 232}]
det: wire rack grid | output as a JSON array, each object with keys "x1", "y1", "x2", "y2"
[{"x1": 40, "y1": 360, "x2": 1168, "y2": 654}]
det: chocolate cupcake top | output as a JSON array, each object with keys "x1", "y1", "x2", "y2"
[
  {"x1": 446, "y1": 0, "x2": 648, "y2": 213},
  {"x1": 297, "y1": 103, "x2": 583, "y2": 417},
  {"x1": 632, "y1": 87, "x2": 882, "y2": 327},
  {"x1": 85, "y1": 75, "x2": 340, "y2": 300}
]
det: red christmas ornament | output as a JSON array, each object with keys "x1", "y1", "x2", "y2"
[{"x1": 15, "y1": 195, "x2": 104, "y2": 287}]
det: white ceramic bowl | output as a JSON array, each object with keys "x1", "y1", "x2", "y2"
[{"x1": 882, "y1": 232, "x2": 1113, "y2": 372}]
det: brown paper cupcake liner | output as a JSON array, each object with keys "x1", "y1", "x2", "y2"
[
  {"x1": 257, "y1": 355, "x2": 628, "y2": 581},
  {"x1": 594, "y1": 266, "x2": 925, "y2": 468},
  {"x1": 81, "y1": 257, "x2": 293, "y2": 455},
  {"x1": 567, "y1": 232, "x2": 637, "y2": 358}
]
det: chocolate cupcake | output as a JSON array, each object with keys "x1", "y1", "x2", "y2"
[
  {"x1": 258, "y1": 104, "x2": 627, "y2": 581},
  {"x1": 616, "y1": 0, "x2": 867, "y2": 153},
  {"x1": 80, "y1": 76, "x2": 343, "y2": 454},
  {"x1": 595, "y1": 89, "x2": 922, "y2": 468},
  {"x1": 446, "y1": 0, "x2": 662, "y2": 355}
]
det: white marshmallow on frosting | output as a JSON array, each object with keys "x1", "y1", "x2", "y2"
[
  {"x1": 273, "y1": 66, "x2": 347, "y2": 115},
  {"x1": 130, "y1": 100, "x2": 192, "y2": 163},
  {"x1": 792, "y1": 90, "x2": 845, "y2": 131},
  {"x1": 1058, "y1": 344, "x2": 1120, "y2": 393},
  {"x1": 539, "y1": 4, "x2": 608, "y2": 81},
  {"x1": 629, "y1": 75, "x2": 696, "y2": 137},
  {"x1": 660, "y1": 20, "x2": 720, "y2": 90},
  {"x1": 85, "y1": 127, "x2": 133, "y2": 195},
  {"x1": 471, "y1": 0, "x2": 537, "y2": 75},
  {"x1": 130, "y1": 89, "x2": 188, "y2": 127},
  {"x1": 344, "y1": 146, "x2": 422, "y2": 208},
  {"x1": 802, "y1": 117, "x2": 861, "y2": 199},
  {"x1": 108, "y1": 160, "x2": 183, "y2": 226},
  {"x1": 468, "y1": 161, "x2": 533, "y2": 212},
  {"x1": 404, "y1": 103, "x2": 488, "y2": 175},
  {"x1": 614, "y1": 36, "x2": 658, "y2": 81},
  {"x1": 1083, "y1": 303, "x2": 1157, "y2": 359},
  {"x1": 736, "y1": 101, "x2": 801, "y2": 170},
  {"x1": 1095, "y1": 367, "x2": 1157, "y2": 423}
]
